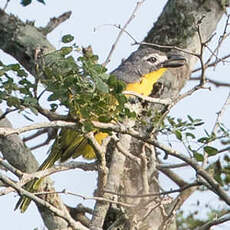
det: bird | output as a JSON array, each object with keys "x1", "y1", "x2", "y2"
[{"x1": 15, "y1": 47, "x2": 186, "y2": 212}]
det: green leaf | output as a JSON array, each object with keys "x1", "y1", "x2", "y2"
[
  {"x1": 37, "y1": 0, "x2": 45, "y2": 4},
  {"x1": 224, "y1": 155, "x2": 230, "y2": 162},
  {"x1": 123, "y1": 107, "x2": 136, "y2": 118},
  {"x1": 194, "y1": 152, "x2": 204, "y2": 162},
  {"x1": 0, "y1": 69, "x2": 5, "y2": 76},
  {"x1": 80, "y1": 107, "x2": 90, "y2": 119},
  {"x1": 108, "y1": 75, "x2": 126, "y2": 93},
  {"x1": 100, "y1": 73, "x2": 110, "y2": 80},
  {"x1": 24, "y1": 97, "x2": 37, "y2": 106},
  {"x1": 29, "y1": 106, "x2": 38, "y2": 115},
  {"x1": 204, "y1": 146, "x2": 218, "y2": 156},
  {"x1": 23, "y1": 114, "x2": 34, "y2": 122},
  {"x1": 185, "y1": 132, "x2": 195, "y2": 139},
  {"x1": 94, "y1": 78, "x2": 109, "y2": 93},
  {"x1": 62, "y1": 34, "x2": 74, "y2": 43},
  {"x1": 116, "y1": 94, "x2": 127, "y2": 106},
  {"x1": 107, "y1": 75, "x2": 117, "y2": 86},
  {"x1": 8, "y1": 64, "x2": 20, "y2": 71},
  {"x1": 214, "y1": 174, "x2": 223, "y2": 186},
  {"x1": 47, "y1": 88, "x2": 68, "y2": 103},
  {"x1": 198, "y1": 137, "x2": 209, "y2": 143},
  {"x1": 89, "y1": 54, "x2": 99, "y2": 62},
  {"x1": 187, "y1": 115, "x2": 194, "y2": 122},
  {"x1": 167, "y1": 117, "x2": 175, "y2": 127},
  {"x1": 50, "y1": 103, "x2": 58, "y2": 112},
  {"x1": 128, "y1": 111, "x2": 136, "y2": 119},
  {"x1": 21, "y1": 0, "x2": 32, "y2": 6},
  {"x1": 204, "y1": 129, "x2": 210, "y2": 137},
  {"x1": 98, "y1": 115, "x2": 112, "y2": 123},
  {"x1": 19, "y1": 87, "x2": 29, "y2": 94},
  {"x1": 174, "y1": 130, "x2": 182, "y2": 141},
  {"x1": 82, "y1": 121, "x2": 94, "y2": 132},
  {"x1": 60, "y1": 47, "x2": 73, "y2": 56},
  {"x1": 115, "y1": 81, "x2": 126, "y2": 94},
  {"x1": 194, "y1": 122, "x2": 204, "y2": 126},
  {"x1": 7, "y1": 97, "x2": 21, "y2": 107},
  {"x1": 93, "y1": 64, "x2": 106, "y2": 74},
  {"x1": 48, "y1": 93, "x2": 59, "y2": 101},
  {"x1": 224, "y1": 174, "x2": 230, "y2": 184}
]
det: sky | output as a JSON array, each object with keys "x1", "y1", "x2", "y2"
[{"x1": 0, "y1": 0, "x2": 230, "y2": 229}]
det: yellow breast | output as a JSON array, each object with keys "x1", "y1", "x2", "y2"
[{"x1": 125, "y1": 68, "x2": 167, "y2": 96}]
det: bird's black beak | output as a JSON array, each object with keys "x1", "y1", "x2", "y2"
[{"x1": 162, "y1": 54, "x2": 186, "y2": 68}]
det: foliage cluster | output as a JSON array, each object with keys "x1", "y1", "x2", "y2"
[
  {"x1": 162, "y1": 115, "x2": 230, "y2": 187},
  {"x1": 0, "y1": 34, "x2": 134, "y2": 131}
]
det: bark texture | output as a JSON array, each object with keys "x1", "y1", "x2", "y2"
[{"x1": 103, "y1": 1, "x2": 226, "y2": 229}]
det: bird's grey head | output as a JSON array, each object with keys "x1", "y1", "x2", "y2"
[
  {"x1": 112, "y1": 48, "x2": 168, "y2": 83},
  {"x1": 112, "y1": 47, "x2": 186, "y2": 84},
  {"x1": 141, "y1": 52, "x2": 168, "y2": 72}
]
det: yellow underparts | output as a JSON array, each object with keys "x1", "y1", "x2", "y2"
[
  {"x1": 125, "y1": 68, "x2": 167, "y2": 96},
  {"x1": 58, "y1": 68, "x2": 168, "y2": 160},
  {"x1": 82, "y1": 68, "x2": 167, "y2": 159},
  {"x1": 76, "y1": 132, "x2": 109, "y2": 159},
  {"x1": 17, "y1": 68, "x2": 169, "y2": 213}
]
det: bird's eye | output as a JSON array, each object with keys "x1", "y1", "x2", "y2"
[{"x1": 146, "y1": 56, "x2": 157, "y2": 64}]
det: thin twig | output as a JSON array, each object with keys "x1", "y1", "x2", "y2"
[
  {"x1": 196, "y1": 24, "x2": 207, "y2": 86},
  {"x1": 175, "y1": 84, "x2": 210, "y2": 104},
  {"x1": 203, "y1": 92, "x2": 230, "y2": 167},
  {"x1": 0, "y1": 157, "x2": 23, "y2": 178},
  {"x1": 0, "y1": 108, "x2": 18, "y2": 120},
  {"x1": 217, "y1": 146, "x2": 230, "y2": 154},
  {"x1": 36, "y1": 105, "x2": 68, "y2": 121},
  {"x1": 95, "y1": 23, "x2": 137, "y2": 44},
  {"x1": 24, "y1": 127, "x2": 57, "y2": 150},
  {"x1": 196, "y1": 213, "x2": 230, "y2": 230},
  {"x1": 151, "y1": 139, "x2": 230, "y2": 206},
  {"x1": 159, "y1": 197, "x2": 180, "y2": 230},
  {"x1": 204, "y1": 15, "x2": 230, "y2": 69},
  {"x1": 137, "y1": 41, "x2": 199, "y2": 57},
  {"x1": 34, "y1": 189, "x2": 133, "y2": 208},
  {"x1": 158, "y1": 166, "x2": 188, "y2": 188},
  {"x1": 0, "y1": 161, "x2": 97, "y2": 196},
  {"x1": 123, "y1": 90, "x2": 172, "y2": 105},
  {"x1": 192, "y1": 51, "x2": 230, "y2": 73},
  {"x1": 190, "y1": 76, "x2": 230, "y2": 87},
  {"x1": 3, "y1": 0, "x2": 10, "y2": 11},
  {"x1": 114, "y1": 136, "x2": 141, "y2": 166},
  {"x1": 157, "y1": 162, "x2": 188, "y2": 169},
  {"x1": 0, "y1": 120, "x2": 76, "y2": 136},
  {"x1": 23, "y1": 128, "x2": 51, "y2": 142},
  {"x1": 104, "y1": 182, "x2": 201, "y2": 198},
  {"x1": 213, "y1": 92, "x2": 230, "y2": 134},
  {"x1": 39, "y1": 11, "x2": 72, "y2": 35},
  {"x1": 136, "y1": 196, "x2": 173, "y2": 229},
  {"x1": 0, "y1": 172, "x2": 87, "y2": 230},
  {"x1": 103, "y1": 0, "x2": 146, "y2": 66}
]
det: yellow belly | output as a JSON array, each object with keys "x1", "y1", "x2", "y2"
[
  {"x1": 76, "y1": 68, "x2": 167, "y2": 159},
  {"x1": 58, "y1": 68, "x2": 167, "y2": 160},
  {"x1": 80, "y1": 69, "x2": 167, "y2": 158},
  {"x1": 125, "y1": 68, "x2": 167, "y2": 96},
  {"x1": 76, "y1": 132, "x2": 108, "y2": 159}
]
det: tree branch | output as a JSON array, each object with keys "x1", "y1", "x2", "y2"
[{"x1": 0, "y1": 172, "x2": 88, "y2": 230}]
